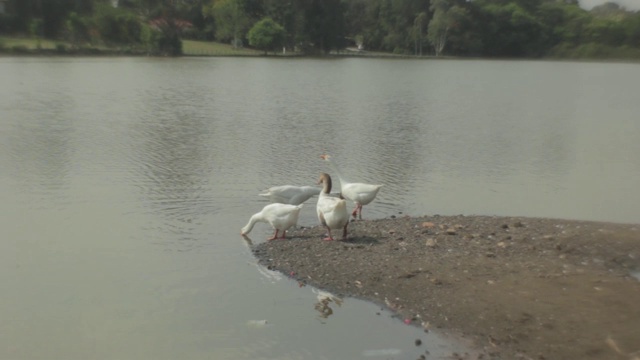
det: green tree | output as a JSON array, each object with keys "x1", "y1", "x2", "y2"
[
  {"x1": 427, "y1": 0, "x2": 466, "y2": 56},
  {"x1": 94, "y1": 3, "x2": 143, "y2": 45},
  {"x1": 302, "y1": 0, "x2": 346, "y2": 54},
  {"x1": 353, "y1": 0, "x2": 430, "y2": 54},
  {"x1": 471, "y1": 1, "x2": 544, "y2": 57},
  {"x1": 262, "y1": 0, "x2": 303, "y2": 50},
  {"x1": 204, "y1": 0, "x2": 250, "y2": 46},
  {"x1": 537, "y1": 1, "x2": 572, "y2": 52},
  {"x1": 413, "y1": 11, "x2": 427, "y2": 55},
  {"x1": 586, "y1": 18, "x2": 626, "y2": 46},
  {"x1": 247, "y1": 17, "x2": 285, "y2": 54},
  {"x1": 557, "y1": 4, "x2": 592, "y2": 46},
  {"x1": 621, "y1": 13, "x2": 640, "y2": 47},
  {"x1": 65, "y1": 11, "x2": 92, "y2": 46},
  {"x1": 28, "y1": 18, "x2": 43, "y2": 48}
]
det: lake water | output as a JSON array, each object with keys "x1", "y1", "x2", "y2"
[{"x1": 1, "y1": 57, "x2": 639, "y2": 359}]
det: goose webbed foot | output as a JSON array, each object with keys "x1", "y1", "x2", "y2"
[
  {"x1": 322, "y1": 227, "x2": 334, "y2": 241},
  {"x1": 267, "y1": 229, "x2": 280, "y2": 241}
]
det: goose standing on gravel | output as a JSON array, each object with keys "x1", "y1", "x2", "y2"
[
  {"x1": 316, "y1": 173, "x2": 349, "y2": 241},
  {"x1": 320, "y1": 154, "x2": 383, "y2": 220},
  {"x1": 241, "y1": 203, "x2": 303, "y2": 240},
  {"x1": 259, "y1": 185, "x2": 321, "y2": 205}
]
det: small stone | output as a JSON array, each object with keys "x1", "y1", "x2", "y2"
[
  {"x1": 415, "y1": 339, "x2": 422, "y2": 346},
  {"x1": 426, "y1": 238, "x2": 437, "y2": 247},
  {"x1": 446, "y1": 229, "x2": 457, "y2": 235},
  {"x1": 422, "y1": 222, "x2": 435, "y2": 228}
]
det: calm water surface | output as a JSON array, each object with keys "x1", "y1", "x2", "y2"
[{"x1": 1, "y1": 57, "x2": 639, "y2": 359}]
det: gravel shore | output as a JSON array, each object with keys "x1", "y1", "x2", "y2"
[{"x1": 252, "y1": 214, "x2": 640, "y2": 360}]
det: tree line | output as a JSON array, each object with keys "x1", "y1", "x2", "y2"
[{"x1": 1, "y1": 0, "x2": 639, "y2": 58}]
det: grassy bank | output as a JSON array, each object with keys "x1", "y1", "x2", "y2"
[
  {"x1": 0, "y1": 36, "x2": 63, "y2": 51},
  {"x1": 0, "y1": 36, "x2": 271, "y2": 56},
  {"x1": 181, "y1": 40, "x2": 264, "y2": 56}
]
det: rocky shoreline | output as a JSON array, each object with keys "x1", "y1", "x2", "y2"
[{"x1": 252, "y1": 214, "x2": 640, "y2": 360}]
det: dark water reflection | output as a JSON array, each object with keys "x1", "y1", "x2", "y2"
[
  {"x1": 3, "y1": 90, "x2": 75, "y2": 208},
  {"x1": 1, "y1": 57, "x2": 639, "y2": 359}
]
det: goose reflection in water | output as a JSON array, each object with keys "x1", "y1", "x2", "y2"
[{"x1": 313, "y1": 289, "x2": 343, "y2": 321}]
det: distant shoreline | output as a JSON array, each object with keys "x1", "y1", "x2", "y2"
[{"x1": 2, "y1": 46, "x2": 640, "y2": 65}]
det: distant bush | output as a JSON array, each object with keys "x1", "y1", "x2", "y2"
[
  {"x1": 56, "y1": 43, "x2": 67, "y2": 53},
  {"x1": 549, "y1": 42, "x2": 640, "y2": 59},
  {"x1": 393, "y1": 46, "x2": 411, "y2": 55},
  {"x1": 77, "y1": 46, "x2": 101, "y2": 55},
  {"x1": 575, "y1": 43, "x2": 609, "y2": 58},
  {"x1": 11, "y1": 45, "x2": 29, "y2": 53},
  {"x1": 608, "y1": 45, "x2": 640, "y2": 59},
  {"x1": 156, "y1": 33, "x2": 182, "y2": 56}
]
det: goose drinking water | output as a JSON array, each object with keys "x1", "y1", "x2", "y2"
[{"x1": 241, "y1": 203, "x2": 303, "y2": 240}]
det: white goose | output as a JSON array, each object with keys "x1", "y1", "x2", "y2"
[
  {"x1": 320, "y1": 154, "x2": 383, "y2": 220},
  {"x1": 241, "y1": 203, "x2": 303, "y2": 240},
  {"x1": 259, "y1": 185, "x2": 321, "y2": 205},
  {"x1": 316, "y1": 173, "x2": 349, "y2": 241}
]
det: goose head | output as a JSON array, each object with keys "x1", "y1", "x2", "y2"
[{"x1": 317, "y1": 172, "x2": 332, "y2": 194}]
